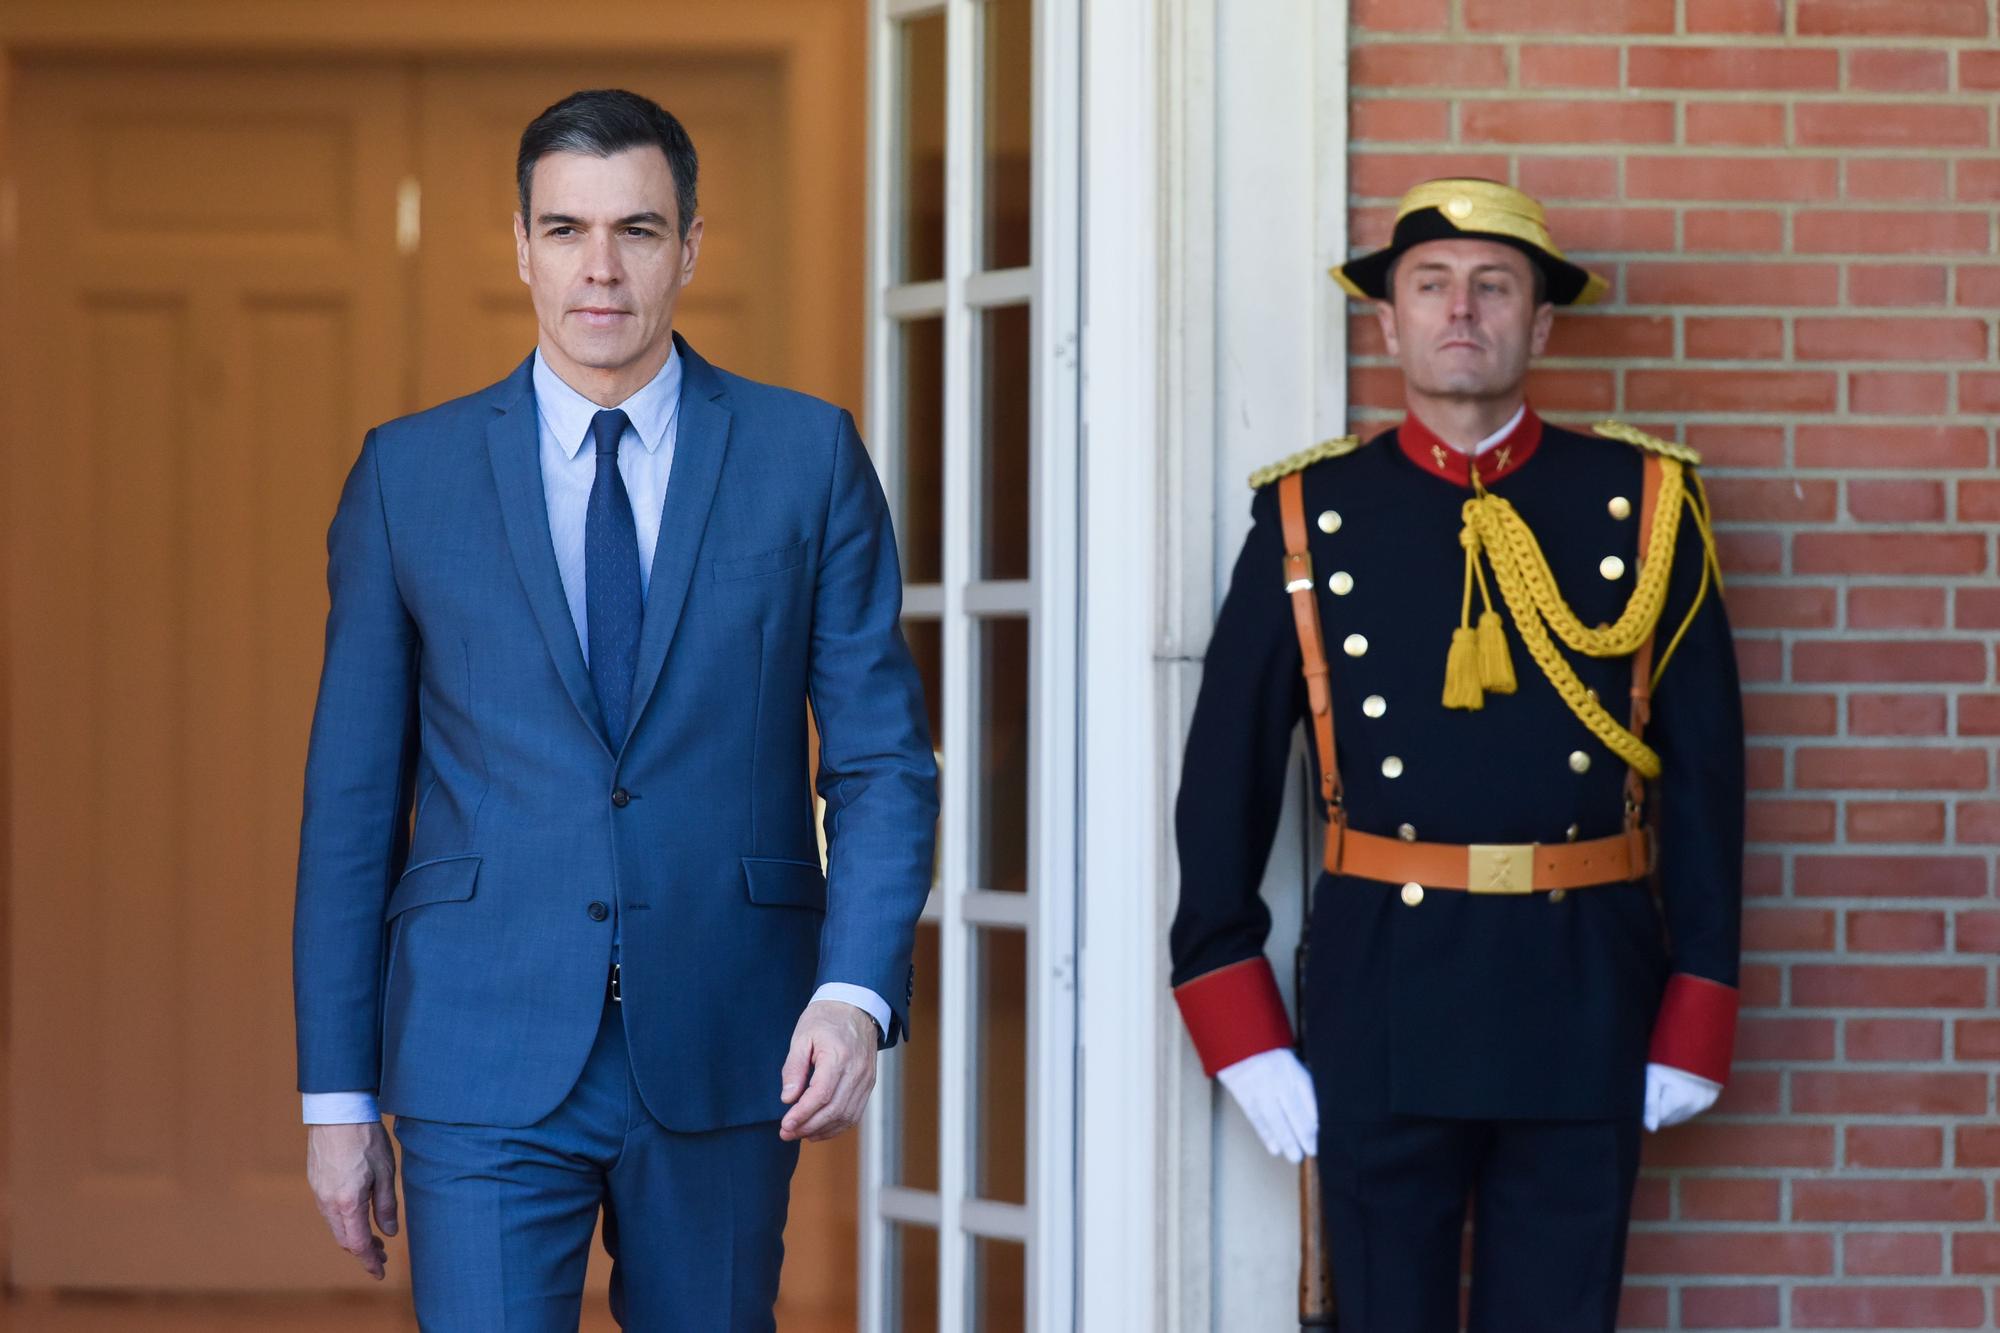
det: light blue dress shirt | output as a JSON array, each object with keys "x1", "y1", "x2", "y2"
[{"x1": 303, "y1": 348, "x2": 888, "y2": 1124}]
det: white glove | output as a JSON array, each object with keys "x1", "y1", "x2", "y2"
[
  {"x1": 1216, "y1": 1048, "x2": 1319, "y2": 1163},
  {"x1": 1644, "y1": 1061, "x2": 1721, "y2": 1132}
]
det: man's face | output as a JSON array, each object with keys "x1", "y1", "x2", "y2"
[
  {"x1": 1374, "y1": 238, "x2": 1553, "y2": 404},
  {"x1": 514, "y1": 147, "x2": 702, "y2": 381}
]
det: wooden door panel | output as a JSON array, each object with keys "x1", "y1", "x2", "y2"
[{"x1": 8, "y1": 60, "x2": 412, "y2": 1289}]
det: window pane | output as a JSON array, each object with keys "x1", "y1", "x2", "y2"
[
  {"x1": 972, "y1": 926, "x2": 1027, "y2": 1205},
  {"x1": 891, "y1": 922, "x2": 941, "y2": 1192},
  {"x1": 891, "y1": 1221, "x2": 940, "y2": 1333},
  {"x1": 979, "y1": 0, "x2": 1032, "y2": 271},
  {"x1": 972, "y1": 1236, "x2": 1027, "y2": 1332},
  {"x1": 897, "y1": 13, "x2": 947, "y2": 283},
  {"x1": 974, "y1": 618, "x2": 1029, "y2": 894},
  {"x1": 976, "y1": 304, "x2": 1031, "y2": 581},
  {"x1": 899, "y1": 317, "x2": 944, "y2": 583},
  {"x1": 903, "y1": 618, "x2": 943, "y2": 760}
]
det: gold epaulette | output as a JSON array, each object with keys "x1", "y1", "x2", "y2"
[
  {"x1": 1248, "y1": 436, "x2": 1362, "y2": 489},
  {"x1": 1593, "y1": 419, "x2": 1702, "y2": 466}
]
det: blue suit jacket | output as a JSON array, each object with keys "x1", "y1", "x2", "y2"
[{"x1": 293, "y1": 337, "x2": 938, "y2": 1130}]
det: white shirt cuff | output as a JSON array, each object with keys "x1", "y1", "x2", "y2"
[
  {"x1": 302, "y1": 1091, "x2": 380, "y2": 1124},
  {"x1": 812, "y1": 982, "x2": 891, "y2": 1040}
]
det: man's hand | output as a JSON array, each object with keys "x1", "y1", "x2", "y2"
[
  {"x1": 307, "y1": 1121, "x2": 399, "y2": 1279},
  {"x1": 779, "y1": 999, "x2": 880, "y2": 1142}
]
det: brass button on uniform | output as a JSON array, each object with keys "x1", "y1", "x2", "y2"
[
  {"x1": 1329, "y1": 571, "x2": 1354, "y2": 596},
  {"x1": 1565, "y1": 823, "x2": 1581, "y2": 843},
  {"x1": 1318, "y1": 510, "x2": 1342, "y2": 535},
  {"x1": 1599, "y1": 556, "x2": 1626, "y2": 581},
  {"x1": 1400, "y1": 883, "x2": 1425, "y2": 907},
  {"x1": 1398, "y1": 823, "x2": 1418, "y2": 842},
  {"x1": 1382, "y1": 756, "x2": 1405, "y2": 779},
  {"x1": 1446, "y1": 195, "x2": 1474, "y2": 220},
  {"x1": 1363, "y1": 694, "x2": 1387, "y2": 718},
  {"x1": 1548, "y1": 889, "x2": 1567, "y2": 903},
  {"x1": 1344, "y1": 633, "x2": 1369, "y2": 658},
  {"x1": 1568, "y1": 750, "x2": 1592, "y2": 774},
  {"x1": 1608, "y1": 496, "x2": 1632, "y2": 520}
]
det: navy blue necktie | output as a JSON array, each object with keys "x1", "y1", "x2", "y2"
[{"x1": 585, "y1": 408, "x2": 643, "y2": 746}]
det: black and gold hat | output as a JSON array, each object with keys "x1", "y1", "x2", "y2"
[{"x1": 1333, "y1": 178, "x2": 1609, "y2": 307}]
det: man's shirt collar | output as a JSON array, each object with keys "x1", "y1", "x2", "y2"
[{"x1": 532, "y1": 344, "x2": 683, "y2": 460}]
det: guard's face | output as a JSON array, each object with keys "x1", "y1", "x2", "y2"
[
  {"x1": 515, "y1": 147, "x2": 702, "y2": 387},
  {"x1": 1376, "y1": 238, "x2": 1553, "y2": 404}
]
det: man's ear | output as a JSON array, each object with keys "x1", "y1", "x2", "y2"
[
  {"x1": 1373, "y1": 299, "x2": 1400, "y2": 358},
  {"x1": 514, "y1": 212, "x2": 532, "y2": 286},
  {"x1": 1528, "y1": 300, "x2": 1555, "y2": 358},
  {"x1": 677, "y1": 215, "x2": 705, "y2": 286}
]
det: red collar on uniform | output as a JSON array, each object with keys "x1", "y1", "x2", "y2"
[{"x1": 1396, "y1": 405, "x2": 1544, "y2": 489}]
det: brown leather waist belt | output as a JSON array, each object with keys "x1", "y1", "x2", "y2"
[{"x1": 1325, "y1": 823, "x2": 1651, "y2": 893}]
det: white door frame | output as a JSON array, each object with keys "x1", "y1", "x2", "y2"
[
  {"x1": 1075, "y1": 2, "x2": 1350, "y2": 1328},
  {"x1": 858, "y1": 0, "x2": 1081, "y2": 1328}
]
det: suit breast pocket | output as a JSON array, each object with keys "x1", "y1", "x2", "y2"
[{"x1": 712, "y1": 539, "x2": 809, "y2": 582}]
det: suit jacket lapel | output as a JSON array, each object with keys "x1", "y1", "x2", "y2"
[
  {"x1": 484, "y1": 357, "x2": 614, "y2": 756},
  {"x1": 622, "y1": 335, "x2": 732, "y2": 754}
]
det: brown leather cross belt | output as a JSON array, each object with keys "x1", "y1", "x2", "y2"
[{"x1": 1325, "y1": 823, "x2": 1651, "y2": 893}]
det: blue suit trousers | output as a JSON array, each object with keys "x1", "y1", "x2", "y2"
[{"x1": 393, "y1": 997, "x2": 799, "y2": 1331}]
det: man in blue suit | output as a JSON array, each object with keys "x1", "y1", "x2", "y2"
[{"x1": 294, "y1": 89, "x2": 938, "y2": 1330}]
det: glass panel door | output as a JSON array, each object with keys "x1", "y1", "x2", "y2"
[{"x1": 861, "y1": 0, "x2": 1078, "y2": 1328}]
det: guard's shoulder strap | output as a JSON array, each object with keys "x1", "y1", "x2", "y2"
[
  {"x1": 1623, "y1": 451, "x2": 1665, "y2": 840},
  {"x1": 1594, "y1": 419, "x2": 1702, "y2": 466},
  {"x1": 1276, "y1": 472, "x2": 1341, "y2": 819},
  {"x1": 1250, "y1": 436, "x2": 1362, "y2": 490}
]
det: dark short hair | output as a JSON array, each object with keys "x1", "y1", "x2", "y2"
[
  {"x1": 516, "y1": 89, "x2": 699, "y2": 237},
  {"x1": 1384, "y1": 247, "x2": 1549, "y2": 307}
]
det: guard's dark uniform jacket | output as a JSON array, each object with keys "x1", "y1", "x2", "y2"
[{"x1": 1169, "y1": 407, "x2": 1744, "y2": 1122}]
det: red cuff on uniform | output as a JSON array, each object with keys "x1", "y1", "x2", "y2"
[
  {"x1": 1173, "y1": 956, "x2": 1295, "y2": 1077},
  {"x1": 1648, "y1": 972, "x2": 1739, "y2": 1086}
]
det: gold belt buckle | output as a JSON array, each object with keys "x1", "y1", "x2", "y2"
[{"x1": 1467, "y1": 843, "x2": 1535, "y2": 894}]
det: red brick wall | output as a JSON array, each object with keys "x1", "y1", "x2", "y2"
[{"x1": 1348, "y1": 1, "x2": 1998, "y2": 1327}]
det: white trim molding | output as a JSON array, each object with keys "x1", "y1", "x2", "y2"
[
  {"x1": 1075, "y1": 0, "x2": 1167, "y2": 1327},
  {"x1": 1076, "y1": 0, "x2": 1349, "y2": 1329}
]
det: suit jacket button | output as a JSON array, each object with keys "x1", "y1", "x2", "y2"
[
  {"x1": 587, "y1": 901, "x2": 609, "y2": 922},
  {"x1": 611, "y1": 788, "x2": 630, "y2": 808}
]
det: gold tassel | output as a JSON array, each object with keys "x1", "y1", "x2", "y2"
[
  {"x1": 1443, "y1": 626, "x2": 1485, "y2": 710},
  {"x1": 1476, "y1": 610, "x2": 1516, "y2": 693},
  {"x1": 1445, "y1": 508, "x2": 1486, "y2": 710}
]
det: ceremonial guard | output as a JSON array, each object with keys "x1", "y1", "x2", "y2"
[{"x1": 1169, "y1": 180, "x2": 1745, "y2": 1330}]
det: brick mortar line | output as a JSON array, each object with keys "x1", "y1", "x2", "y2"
[
  {"x1": 1344, "y1": 407, "x2": 2000, "y2": 422},
  {"x1": 1354, "y1": 360, "x2": 2000, "y2": 376},
  {"x1": 1349, "y1": 89, "x2": 2000, "y2": 106},
  {"x1": 1349, "y1": 36, "x2": 2000, "y2": 52},
  {"x1": 1746, "y1": 844, "x2": 1999, "y2": 854},
  {"x1": 1647, "y1": 1169, "x2": 1986, "y2": 1180},
  {"x1": 1664, "y1": 1104, "x2": 1992, "y2": 1112},
  {"x1": 1349, "y1": 356, "x2": 2000, "y2": 367},
  {"x1": 1346, "y1": 150, "x2": 2000, "y2": 164},
  {"x1": 1701, "y1": 472, "x2": 2000, "y2": 480}
]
